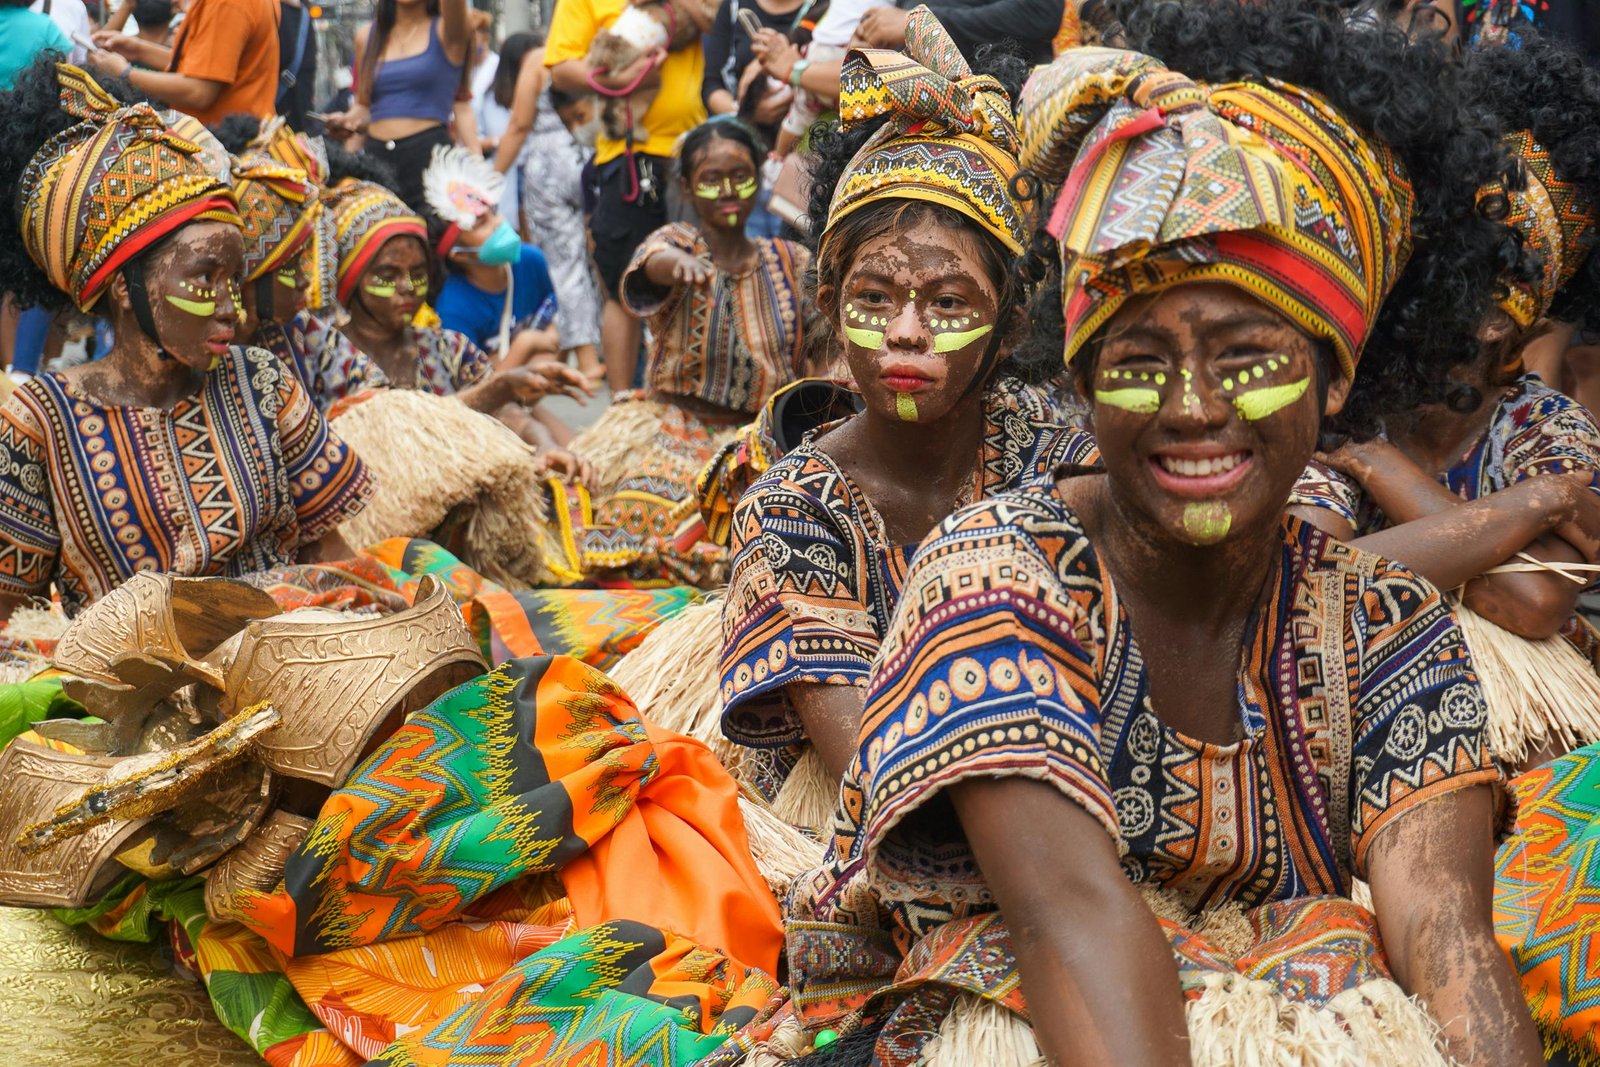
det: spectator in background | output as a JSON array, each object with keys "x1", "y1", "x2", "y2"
[
  {"x1": 477, "y1": 31, "x2": 538, "y2": 229},
  {"x1": 0, "y1": 0, "x2": 68, "y2": 95},
  {"x1": 849, "y1": 0, "x2": 1062, "y2": 63},
  {"x1": 88, "y1": 0, "x2": 280, "y2": 124},
  {"x1": 495, "y1": 32, "x2": 604, "y2": 382},
  {"x1": 1464, "y1": 0, "x2": 1599, "y2": 64},
  {"x1": 31, "y1": 0, "x2": 92, "y2": 63},
  {"x1": 321, "y1": 0, "x2": 471, "y2": 211},
  {"x1": 545, "y1": 0, "x2": 709, "y2": 394},
  {"x1": 276, "y1": 0, "x2": 317, "y2": 130},
  {"x1": 130, "y1": 0, "x2": 177, "y2": 47}
]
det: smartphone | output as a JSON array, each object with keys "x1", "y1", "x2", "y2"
[
  {"x1": 736, "y1": 8, "x2": 763, "y2": 37},
  {"x1": 70, "y1": 30, "x2": 103, "y2": 53}
]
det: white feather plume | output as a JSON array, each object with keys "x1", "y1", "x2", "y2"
[{"x1": 422, "y1": 144, "x2": 506, "y2": 228}]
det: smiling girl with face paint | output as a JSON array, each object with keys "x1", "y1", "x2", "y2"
[
  {"x1": 0, "y1": 62, "x2": 374, "y2": 621},
  {"x1": 718, "y1": 20, "x2": 1091, "y2": 787},
  {"x1": 772, "y1": 8, "x2": 1545, "y2": 1067}
]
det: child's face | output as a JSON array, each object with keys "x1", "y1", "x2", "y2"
[{"x1": 557, "y1": 98, "x2": 595, "y2": 134}]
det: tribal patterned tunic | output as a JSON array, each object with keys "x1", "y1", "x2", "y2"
[
  {"x1": 299, "y1": 319, "x2": 492, "y2": 413},
  {"x1": 719, "y1": 380, "x2": 1095, "y2": 749},
  {"x1": 782, "y1": 488, "x2": 1498, "y2": 1042},
  {"x1": 622, "y1": 223, "x2": 809, "y2": 416},
  {"x1": 0, "y1": 346, "x2": 371, "y2": 615}
]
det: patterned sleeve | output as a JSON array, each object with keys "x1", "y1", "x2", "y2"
[
  {"x1": 268, "y1": 350, "x2": 375, "y2": 546},
  {"x1": 719, "y1": 466, "x2": 875, "y2": 748},
  {"x1": 1288, "y1": 460, "x2": 1363, "y2": 526},
  {"x1": 447, "y1": 331, "x2": 493, "y2": 390},
  {"x1": 842, "y1": 491, "x2": 1119, "y2": 896},
  {"x1": 1348, "y1": 560, "x2": 1499, "y2": 876},
  {"x1": 1496, "y1": 383, "x2": 1600, "y2": 490},
  {"x1": 0, "y1": 388, "x2": 60, "y2": 599},
  {"x1": 620, "y1": 222, "x2": 699, "y2": 319}
]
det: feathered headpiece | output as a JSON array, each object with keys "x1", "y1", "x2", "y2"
[{"x1": 422, "y1": 145, "x2": 505, "y2": 258}]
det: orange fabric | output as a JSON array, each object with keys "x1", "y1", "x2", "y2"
[
  {"x1": 559, "y1": 718, "x2": 785, "y2": 974},
  {"x1": 169, "y1": 0, "x2": 281, "y2": 124}
]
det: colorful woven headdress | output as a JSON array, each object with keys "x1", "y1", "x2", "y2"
[
  {"x1": 324, "y1": 179, "x2": 427, "y2": 306},
  {"x1": 1488, "y1": 129, "x2": 1598, "y2": 328},
  {"x1": 231, "y1": 154, "x2": 321, "y2": 283},
  {"x1": 1019, "y1": 48, "x2": 1415, "y2": 377},
  {"x1": 251, "y1": 116, "x2": 330, "y2": 186},
  {"x1": 18, "y1": 64, "x2": 239, "y2": 312},
  {"x1": 820, "y1": 6, "x2": 1025, "y2": 256}
]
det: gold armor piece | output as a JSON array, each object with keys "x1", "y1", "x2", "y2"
[
  {"x1": 223, "y1": 575, "x2": 485, "y2": 787},
  {"x1": 52, "y1": 573, "x2": 278, "y2": 693},
  {"x1": 203, "y1": 810, "x2": 313, "y2": 923},
  {"x1": 0, "y1": 740, "x2": 151, "y2": 908}
]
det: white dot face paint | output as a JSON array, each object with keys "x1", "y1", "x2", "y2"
[{"x1": 843, "y1": 301, "x2": 887, "y2": 350}]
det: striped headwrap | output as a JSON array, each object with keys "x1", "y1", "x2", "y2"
[
  {"x1": 18, "y1": 64, "x2": 239, "y2": 312},
  {"x1": 323, "y1": 179, "x2": 427, "y2": 307},
  {"x1": 250, "y1": 115, "x2": 330, "y2": 186},
  {"x1": 821, "y1": 7, "x2": 1025, "y2": 256},
  {"x1": 1019, "y1": 48, "x2": 1414, "y2": 377},
  {"x1": 232, "y1": 154, "x2": 320, "y2": 283},
  {"x1": 1488, "y1": 129, "x2": 1598, "y2": 329}
]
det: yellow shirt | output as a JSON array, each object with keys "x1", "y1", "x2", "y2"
[{"x1": 544, "y1": 0, "x2": 707, "y2": 166}]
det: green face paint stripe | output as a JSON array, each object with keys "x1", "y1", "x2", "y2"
[
  {"x1": 895, "y1": 393, "x2": 918, "y2": 421},
  {"x1": 365, "y1": 279, "x2": 398, "y2": 297},
  {"x1": 1093, "y1": 387, "x2": 1162, "y2": 414},
  {"x1": 1232, "y1": 376, "x2": 1310, "y2": 421},
  {"x1": 844, "y1": 325, "x2": 885, "y2": 349},
  {"x1": 164, "y1": 294, "x2": 216, "y2": 316},
  {"x1": 735, "y1": 177, "x2": 757, "y2": 200},
  {"x1": 693, "y1": 181, "x2": 723, "y2": 200},
  {"x1": 1182, "y1": 501, "x2": 1232, "y2": 544},
  {"x1": 931, "y1": 323, "x2": 994, "y2": 353},
  {"x1": 276, "y1": 270, "x2": 299, "y2": 289}
]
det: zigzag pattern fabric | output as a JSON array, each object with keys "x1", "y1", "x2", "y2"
[
  {"x1": 1489, "y1": 129, "x2": 1599, "y2": 328},
  {"x1": 232, "y1": 153, "x2": 321, "y2": 282},
  {"x1": 823, "y1": 6, "x2": 1026, "y2": 255},
  {"x1": 18, "y1": 63, "x2": 239, "y2": 312},
  {"x1": 1019, "y1": 48, "x2": 1413, "y2": 377},
  {"x1": 324, "y1": 179, "x2": 427, "y2": 306},
  {"x1": 1495, "y1": 745, "x2": 1600, "y2": 1065}
]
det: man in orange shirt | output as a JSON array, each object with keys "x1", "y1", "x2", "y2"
[{"x1": 87, "y1": 0, "x2": 278, "y2": 125}]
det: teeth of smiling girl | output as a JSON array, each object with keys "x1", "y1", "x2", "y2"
[{"x1": 1157, "y1": 452, "x2": 1248, "y2": 477}]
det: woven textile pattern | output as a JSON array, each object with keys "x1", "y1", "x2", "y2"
[
  {"x1": 824, "y1": 6, "x2": 1025, "y2": 255},
  {"x1": 324, "y1": 179, "x2": 428, "y2": 305},
  {"x1": 1490, "y1": 129, "x2": 1599, "y2": 327},
  {"x1": 232, "y1": 153, "x2": 320, "y2": 282}
]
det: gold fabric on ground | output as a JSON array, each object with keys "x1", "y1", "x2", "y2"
[{"x1": 0, "y1": 906, "x2": 256, "y2": 1066}]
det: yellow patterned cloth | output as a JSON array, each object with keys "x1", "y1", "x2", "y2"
[
  {"x1": 1019, "y1": 48, "x2": 1414, "y2": 377},
  {"x1": 323, "y1": 179, "x2": 427, "y2": 306},
  {"x1": 232, "y1": 154, "x2": 320, "y2": 283},
  {"x1": 822, "y1": 6, "x2": 1025, "y2": 255},
  {"x1": 18, "y1": 63, "x2": 240, "y2": 312},
  {"x1": 1489, "y1": 129, "x2": 1599, "y2": 328}
]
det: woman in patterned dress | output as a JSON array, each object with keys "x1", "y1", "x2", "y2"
[
  {"x1": 771, "y1": 6, "x2": 1543, "y2": 1066},
  {"x1": 300, "y1": 177, "x2": 586, "y2": 423},
  {"x1": 717, "y1": 32, "x2": 1089, "y2": 785},
  {"x1": 0, "y1": 60, "x2": 374, "y2": 619},
  {"x1": 1288, "y1": 34, "x2": 1600, "y2": 762},
  {"x1": 560, "y1": 118, "x2": 813, "y2": 586}
]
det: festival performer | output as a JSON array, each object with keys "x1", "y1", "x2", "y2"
[
  {"x1": 770, "y1": 5, "x2": 1543, "y2": 1066},
  {"x1": 300, "y1": 177, "x2": 590, "y2": 429},
  {"x1": 230, "y1": 153, "x2": 325, "y2": 393},
  {"x1": 564, "y1": 116, "x2": 812, "y2": 585},
  {"x1": 1289, "y1": 32, "x2": 1600, "y2": 765},
  {"x1": 717, "y1": 30, "x2": 1094, "y2": 785},
  {"x1": 0, "y1": 60, "x2": 373, "y2": 621}
]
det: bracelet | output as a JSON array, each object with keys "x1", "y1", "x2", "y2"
[{"x1": 788, "y1": 57, "x2": 811, "y2": 89}]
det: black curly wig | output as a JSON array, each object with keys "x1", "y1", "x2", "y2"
[
  {"x1": 1463, "y1": 32, "x2": 1600, "y2": 335},
  {"x1": 210, "y1": 113, "x2": 264, "y2": 155},
  {"x1": 0, "y1": 54, "x2": 151, "y2": 313},
  {"x1": 801, "y1": 45, "x2": 1061, "y2": 385},
  {"x1": 1013, "y1": 0, "x2": 1515, "y2": 441}
]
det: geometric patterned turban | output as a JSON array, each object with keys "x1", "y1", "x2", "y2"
[
  {"x1": 1020, "y1": 48, "x2": 1415, "y2": 378},
  {"x1": 1488, "y1": 129, "x2": 1598, "y2": 329},
  {"x1": 18, "y1": 64, "x2": 239, "y2": 312},
  {"x1": 323, "y1": 178, "x2": 427, "y2": 307},
  {"x1": 231, "y1": 153, "x2": 321, "y2": 283},
  {"x1": 821, "y1": 7, "x2": 1026, "y2": 257}
]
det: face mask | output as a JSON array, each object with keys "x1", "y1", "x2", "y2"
[
  {"x1": 570, "y1": 119, "x2": 600, "y2": 149},
  {"x1": 476, "y1": 221, "x2": 523, "y2": 266}
]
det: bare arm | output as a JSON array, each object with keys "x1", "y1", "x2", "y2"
[
  {"x1": 105, "y1": 0, "x2": 135, "y2": 33},
  {"x1": 1368, "y1": 786, "x2": 1543, "y2": 1067},
  {"x1": 123, "y1": 68, "x2": 225, "y2": 112},
  {"x1": 493, "y1": 49, "x2": 547, "y2": 173},
  {"x1": 950, "y1": 776, "x2": 1191, "y2": 1067},
  {"x1": 437, "y1": 0, "x2": 471, "y2": 64},
  {"x1": 1314, "y1": 442, "x2": 1599, "y2": 638},
  {"x1": 0, "y1": 591, "x2": 21, "y2": 628},
  {"x1": 788, "y1": 684, "x2": 865, "y2": 781},
  {"x1": 298, "y1": 527, "x2": 354, "y2": 564},
  {"x1": 453, "y1": 98, "x2": 482, "y2": 154},
  {"x1": 550, "y1": 50, "x2": 661, "y2": 94}
]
